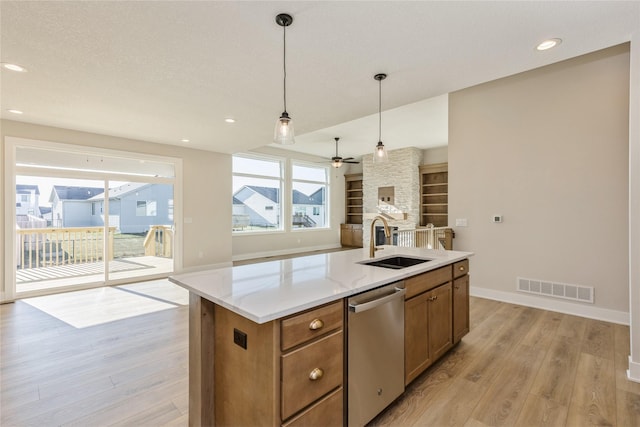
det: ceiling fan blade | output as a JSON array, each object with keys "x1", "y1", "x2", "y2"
[
  {"x1": 344, "y1": 160, "x2": 360, "y2": 164},
  {"x1": 342, "y1": 157, "x2": 354, "y2": 161}
]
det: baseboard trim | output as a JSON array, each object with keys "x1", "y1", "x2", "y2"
[
  {"x1": 628, "y1": 356, "x2": 640, "y2": 383},
  {"x1": 470, "y1": 286, "x2": 629, "y2": 325},
  {"x1": 232, "y1": 244, "x2": 343, "y2": 262}
]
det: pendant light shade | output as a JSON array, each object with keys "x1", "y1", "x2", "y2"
[
  {"x1": 274, "y1": 13, "x2": 295, "y2": 145},
  {"x1": 373, "y1": 73, "x2": 388, "y2": 163}
]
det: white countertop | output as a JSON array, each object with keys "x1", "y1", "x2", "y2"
[{"x1": 169, "y1": 246, "x2": 473, "y2": 324}]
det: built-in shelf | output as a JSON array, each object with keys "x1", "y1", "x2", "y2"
[
  {"x1": 420, "y1": 163, "x2": 448, "y2": 227},
  {"x1": 342, "y1": 173, "x2": 363, "y2": 247}
]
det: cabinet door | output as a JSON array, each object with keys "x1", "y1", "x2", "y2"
[
  {"x1": 453, "y1": 275, "x2": 469, "y2": 343},
  {"x1": 428, "y1": 283, "x2": 453, "y2": 362},
  {"x1": 352, "y1": 227, "x2": 363, "y2": 247},
  {"x1": 340, "y1": 225, "x2": 352, "y2": 247},
  {"x1": 404, "y1": 292, "x2": 431, "y2": 385}
]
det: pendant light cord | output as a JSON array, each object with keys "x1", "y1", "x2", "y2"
[
  {"x1": 283, "y1": 24, "x2": 287, "y2": 113},
  {"x1": 378, "y1": 78, "x2": 382, "y2": 142}
]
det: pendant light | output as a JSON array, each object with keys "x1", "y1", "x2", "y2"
[
  {"x1": 373, "y1": 73, "x2": 389, "y2": 163},
  {"x1": 274, "y1": 13, "x2": 295, "y2": 145}
]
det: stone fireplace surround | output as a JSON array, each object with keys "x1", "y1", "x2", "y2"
[{"x1": 362, "y1": 147, "x2": 422, "y2": 248}]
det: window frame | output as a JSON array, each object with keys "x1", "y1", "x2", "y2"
[
  {"x1": 291, "y1": 161, "x2": 330, "y2": 231},
  {"x1": 232, "y1": 153, "x2": 285, "y2": 235}
]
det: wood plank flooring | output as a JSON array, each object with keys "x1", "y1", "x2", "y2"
[{"x1": 2, "y1": 280, "x2": 639, "y2": 426}]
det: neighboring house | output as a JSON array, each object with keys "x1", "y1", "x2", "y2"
[
  {"x1": 88, "y1": 182, "x2": 174, "y2": 234},
  {"x1": 232, "y1": 185, "x2": 325, "y2": 229},
  {"x1": 233, "y1": 186, "x2": 280, "y2": 229},
  {"x1": 292, "y1": 187, "x2": 325, "y2": 228},
  {"x1": 15, "y1": 184, "x2": 40, "y2": 217},
  {"x1": 39, "y1": 206, "x2": 53, "y2": 226},
  {"x1": 50, "y1": 186, "x2": 103, "y2": 228}
]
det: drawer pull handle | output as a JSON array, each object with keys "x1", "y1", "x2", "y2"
[
  {"x1": 429, "y1": 295, "x2": 438, "y2": 302},
  {"x1": 309, "y1": 319, "x2": 324, "y2": 330},
  {"x1": 309, "y1": 368, "x2": 324, "y2": 381},
  {"x1": 459, "y1": 266, "x2": 465, "y2": 271}
]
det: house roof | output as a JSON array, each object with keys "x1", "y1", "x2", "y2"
[
  {"x1": 39, "y1": 206, "x2": 52, "y2": 215},
  {"x1": 52, "y1": 186, "x2": 104, "y2": 201},
  {"x1": 233, "y1": 185, "x2": 323, "y2": 205},
  {"x1": 16, "y1": 184, "x2": 40, "y2": 195},
  {"x1": 238, "y1": 186, "x2": 279, "y2": 203},
  {"x1": 292, "y1": 188, "x2": 325, "y2": 205}
]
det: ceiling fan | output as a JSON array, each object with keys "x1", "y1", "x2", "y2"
[{"x1": 325, "y1": 137, "x2": 360, "y2": 168}]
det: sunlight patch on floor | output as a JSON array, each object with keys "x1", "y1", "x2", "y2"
[{"x1": 22, "y1": 280, "x2": 188, "y2": 328}]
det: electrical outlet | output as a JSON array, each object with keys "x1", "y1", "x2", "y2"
[{"x1": 233, "y1": 328, "x2": 247, "y2": 349}]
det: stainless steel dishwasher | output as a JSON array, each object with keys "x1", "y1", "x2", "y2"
[{"x1": 347, "y1": 281, "x2": 405, "y2": 426}]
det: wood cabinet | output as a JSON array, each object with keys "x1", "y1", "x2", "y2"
[
  {"x1": 453, "y1": 259, "x2": 470, "y2": 343},
  {"x1": 340, "y1": 223, "x2": 363, "y2": 247},
  {"x1": 404, "y1": 265, "x2": 456, "y2": 385},
  {"x1": 188, "y1": 258, "x2": 470, "y2": 425},
  {"x1": 420, "y1": 163, "x2": 448, "y2": 227},
  {"x1": 201, "y1": 300, "x2": 343, "y2": 427}
]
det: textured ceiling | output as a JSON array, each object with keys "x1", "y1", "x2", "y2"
[{"x1": 1, "y1": 1, "x2": 638, "y2": 160}]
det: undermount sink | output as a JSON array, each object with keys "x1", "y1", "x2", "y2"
[{"x1": 359, "y1": 256, "x2": 432, "y2": 270}]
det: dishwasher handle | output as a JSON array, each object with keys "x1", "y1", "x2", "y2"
[{"x1": 349, "y1": 287, "x2": 405, "y2": 313}]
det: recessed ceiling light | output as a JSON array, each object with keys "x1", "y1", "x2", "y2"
[
  {"x1": 225, "y1": 118, "x2": 236, "y2": 123},
  {"x1": 8, "y1": 109, "x2": 24, "y2": 114},
  {"x1": 181, "y1": 139, "x2": 190, "y2": 143},
  {"x1": 536, "y1": 38, "x2": 562, "y2": 51},
  {"x1": 1, "y1": 63, "x2": 28, "y2": 72}
]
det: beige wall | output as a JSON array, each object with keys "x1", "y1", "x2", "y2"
[
  {"x1": 422, "y1": 146, "x2": 448, "y2": 165},
  {"x1": 1, "y1": 119, "x2": 232, "y2": 298},
  {"x1": 231, "y1": 146, "x2": 343, "y2": 260},
  {"x1": 449, "y1": 44, "x2": 630, "y2": 316}
]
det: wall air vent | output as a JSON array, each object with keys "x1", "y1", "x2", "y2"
[{"x1": 517, "y1": 277, "x2": 594, "y2": 304}]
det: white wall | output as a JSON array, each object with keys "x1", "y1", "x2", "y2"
[
  {"x1": 232, "y1": 146, "x2": 343, "y2": 260},
  {"x1": 2, "y1": 119, "x2": 232, "y2": 300},
  {"x1": 449, "y1": 44, "x2": 630, "y2": 321}
]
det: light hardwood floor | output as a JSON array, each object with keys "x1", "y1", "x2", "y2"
[{"x1": 1, "y1": 280, "x2": 639, "y2": 426}]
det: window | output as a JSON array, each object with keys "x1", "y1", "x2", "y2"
[
  {"x1": 136, "y1": 200, "x2": 157, "y2": 216},
  {"x1": 232, "y1": 155, "x2": 283, "y2": 232},
  {"x1": 292, "y1": 164, "x2": 328, "y2": 229}
]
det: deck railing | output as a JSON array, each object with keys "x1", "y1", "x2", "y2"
[
  {"x1": 144, "y1": 225, "x2": 173, "y2": 258},
  {"x1": 16, "y1": 226, "x2": 116, "y2": 269},
  {"x1": 394, "y1": 226, "x2": 454, "y2": 250}
]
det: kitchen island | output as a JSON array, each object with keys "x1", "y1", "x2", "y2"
[{"x1": 170, "y1": 246, "x2": 472, "y2": 426}]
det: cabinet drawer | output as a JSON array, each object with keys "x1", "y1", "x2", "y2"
[
  {"x1": 282, "y1": 387, "x2": 343, "y2": 427},
  {"x1": 281, "y1": 330, "x2": 343, "y2": 420},
  {"x1": 453, "y1": 259, "x2": 469, "y2": 278},
  {"x1": 405, "y1": 266, "x2": 451, "y2": 299},
  {"x1": 281, "y1": 301, "x2": 343, "y2": 351}
]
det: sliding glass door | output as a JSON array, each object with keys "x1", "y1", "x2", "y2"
[
  {"x1": 8, "y1": 140, "x2": 179, "y2": 299},
  {"x1": 107, "y1": 181, "x2": 174, "y2": 281},
  {"x1": 15, "y1": 175, "x2": 107, "y2": 293}
]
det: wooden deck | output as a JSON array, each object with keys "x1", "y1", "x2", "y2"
[{"x1": 16, "y1": 256, "x2": 174, "y2": 294}]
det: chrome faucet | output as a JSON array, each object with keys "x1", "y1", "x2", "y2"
[{"x1": 370, "y1": 215, "x2": 391, "y2": 258}]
